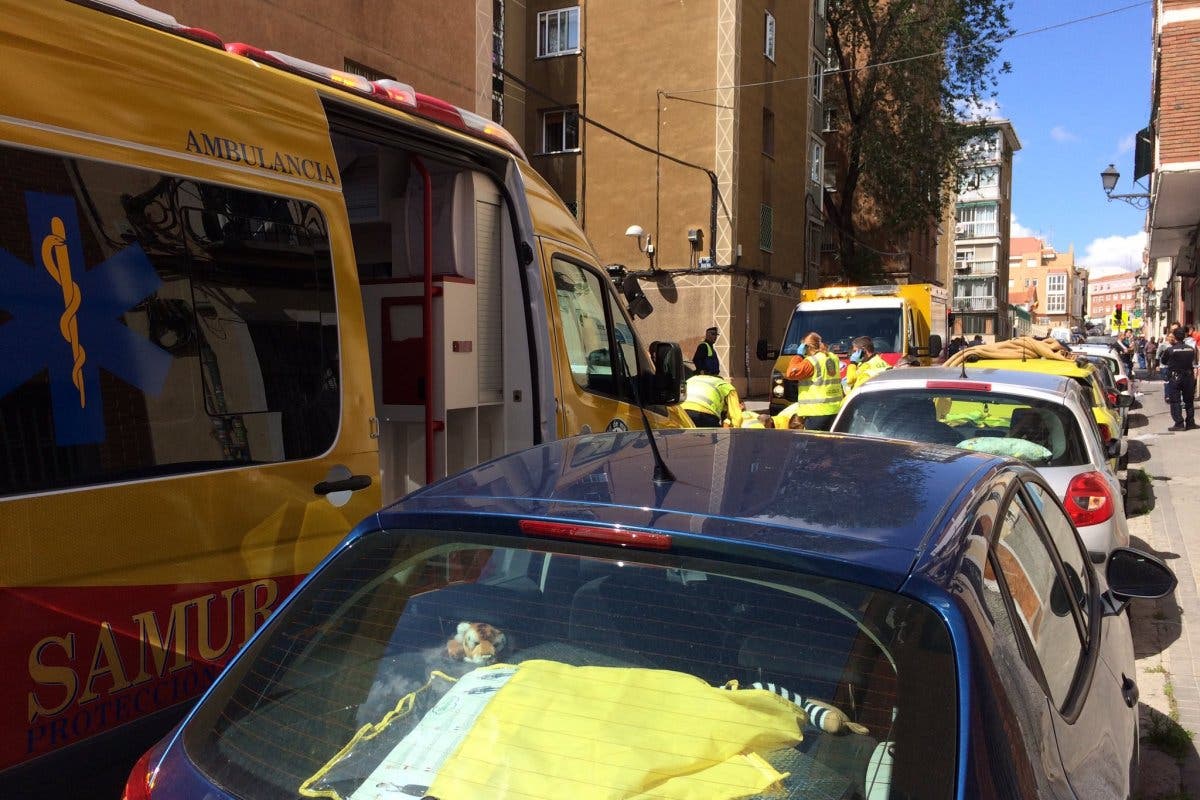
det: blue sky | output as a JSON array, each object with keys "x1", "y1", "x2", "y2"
[{"x1": 992, "y1": 1, "x2": 1152, "y2": 277}]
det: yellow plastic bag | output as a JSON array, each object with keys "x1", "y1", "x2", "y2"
[{"x1": 426, "y1": 660, "x2": 804, "y2": 800}]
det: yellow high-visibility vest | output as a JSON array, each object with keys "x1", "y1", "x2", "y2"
[{"x1": 792, "y1": 352, "x2": 844, "y2": 416}]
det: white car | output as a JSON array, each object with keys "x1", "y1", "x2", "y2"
[{"x1": 831, "y1": 366, "x2": 1130, "y2": 560}]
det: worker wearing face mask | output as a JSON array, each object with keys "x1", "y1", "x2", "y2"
[
  {"x1": 843, "y1": 336, "x2": 891, "y2": 395},
  {"x1": 773, "y1": 332, "x2": 844, "y2": 431}
]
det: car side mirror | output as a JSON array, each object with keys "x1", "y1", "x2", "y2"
[
  {"x1": 1117, "y1": 393, "x2": 1134, "y2": 408},
  {"x1": 1104, "y1": 438, "x2": 1121, "y2": 460},
  {"x1": 756, "y1": 338, "x2": 778, "y2": 361},
  {"x1": 1106, "y1": 547, "x2": 1177, "y2": 600},
  {"x1": 646, "y1": 341, "x2": 684, "y2": 405},
  {"x1": 619, "y1": 276, "x2": 654, "y2": 320},
  {"x1": 929, "y1": 334, "x2": 943, "y2": 357}
]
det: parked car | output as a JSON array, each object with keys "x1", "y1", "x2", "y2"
[
  {"x1": 1077, "y1": 344, "x2": 1136, "y2": 401},
  {"x1": 124, "y1": 429, "x2": 1173, "y2": 800},
  {"x1": 948, "y1": 356, "x2": 1130, "y2": 470},
  {"x1": 1079, "y1": 354, "x2": 1133, "y2": 437},
  {"x1": 830, "y1": 367, "x2": 1130, "y2": 559}
]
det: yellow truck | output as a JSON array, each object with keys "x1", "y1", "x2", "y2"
[{"x1": 765, "y1": 284, "x2": 948, "y2": 414}]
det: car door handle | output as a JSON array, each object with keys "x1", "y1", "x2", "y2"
[
  {"x1": 1121, "y1": 674, "x2": 1139, "y2": 708},
  {"x1": 313, "y1": 475, "x2": 372, "y2": 496}
]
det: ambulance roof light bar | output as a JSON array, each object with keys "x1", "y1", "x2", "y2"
[
  {"x1": 77, "y1": 0, "x2": 224, "y2": 48},
  {"x1": 77, "y1": 0, "x2": 526, "y2": 161},
  {"x1": 811, "y1": 285, "x2": 902, "y2": 299}
]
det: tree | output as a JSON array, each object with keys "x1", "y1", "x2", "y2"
[{"x1": 824, "y1": 0, "x2": 1012, "y2": 283}]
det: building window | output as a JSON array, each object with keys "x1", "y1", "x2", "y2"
[
  {"x1": 823, "y1": 108, "x2": 838, "y2": 133},
  {"x1": 810, "y1": 139, "x2": 824, "y2": 185},
  {"x1": 762, "y1": 109, "x2": 775, "y2": 157},
  {"x1": 1046, "y1": 273, "x2": 1067, "y2": 313},
  {"x1": 816, "y1": 0, "x2": 827, "y2": 19},
  {"x1": 759, "y1": 204, "x2": 774, "y2": 252},
  {"x1": 541, "y1": 108, "x2": 579, "y2": 153},
  {"x1": 764, "y1": 11, "x2": 776, "y2": 61},
  {"x1": 343, "y1": 59, "x2": 392, "y2": 81},
  {"x1": 537, "y1": 7, "x2": 580, "y2": 57},
  {"x1": 812, "y1": 55, "x2": 824, "y2": 100},
  {"x1": 955, "y1": 203, "x2": 997, "y2": 238}
]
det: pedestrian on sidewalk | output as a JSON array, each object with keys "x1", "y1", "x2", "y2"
[
  {"x1": 1162, "y1": 329, "x2": 1197, "y2": 431},
  {"x1": 1145, "y1": 336, "x2": 1158, "y2": 374},
  {"x1": 692, "y1": 326, "x2": 720, "y2": 376}
]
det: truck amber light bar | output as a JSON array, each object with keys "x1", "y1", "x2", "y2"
[
  {"x1": 519, "y1": 519, "x2": 672, "y2": 551},
  {"x1": 926, "y1": 380, "x2": 992, "y2": 392}
]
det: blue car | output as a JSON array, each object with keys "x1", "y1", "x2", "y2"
[{"x1": 125, "y1": 430, "x2": 1174, "y2": 800}]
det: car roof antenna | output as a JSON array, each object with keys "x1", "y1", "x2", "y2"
[
  {"x1": 629, "y1": 343, "x2": 675, "y2": 484},
  {"x1": 959, "y1": 358, "x2": 969, "y2": 380}
]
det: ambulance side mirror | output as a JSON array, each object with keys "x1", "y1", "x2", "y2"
[
  {"x1": 928, "y1": 334, "x2": 943, "y2": 358},
  {"x1": 646, "y1": 341, "x2": 684, "y2": 405}
]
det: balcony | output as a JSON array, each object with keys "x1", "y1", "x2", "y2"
[
  {"x1": 954, "y1": 260, "x2": 998, "y2": 276},
  {"x1": 954, "y1": 296, "x2": 998, "y2": 312},
  {"x1": 955, "y1": 222, "x2": 998, "y2": 239}
]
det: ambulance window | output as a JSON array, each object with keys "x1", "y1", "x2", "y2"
[
  {"x1": 551, "y1": 257, "x2": 632, "y2": 400},
  {"x1": 0, "y1": 145, "x2": 339, "y2": 497}
]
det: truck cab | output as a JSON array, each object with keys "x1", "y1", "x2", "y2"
[{"x1": 765, "y1": 284, "x2": 946, "y2": 415}]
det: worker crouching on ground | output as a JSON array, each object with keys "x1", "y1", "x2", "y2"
[
  {"x1": 681, "y1": 373, "x2": 743, "y2": 428},
  {"x1": 772, "y1": 332, "x2": 844, "y2": 431},
  {"x1": 844, "y1": 336, "x2": 891, "y2": 394}
]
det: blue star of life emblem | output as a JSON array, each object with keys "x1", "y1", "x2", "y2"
[{"x1": 0, "y1": 192, "x2": 172, "y2": 445}]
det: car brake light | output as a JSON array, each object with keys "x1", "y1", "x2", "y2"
[
  {"x1": 122, "y1": 748, "x2": 157, "y2": 800},
  {"x1": 1098, "y1": 422, "x2": 1113, "y2": 442},
  {"x1": 1116, "y1": 377, "x2": 1129, "y2": 389},
  {"x1": 1064, "y1": 471, "x2": 1114, "y2": 527},
  {"x1": 519, "y1": 519, "x2": 671, "y2": 550},
  {"x1": 1106, "y1": 391, "x2": 1118, "y2": 406},
  {"x1": 926, "y1": 380, "x2": 992, "y2": 392}
]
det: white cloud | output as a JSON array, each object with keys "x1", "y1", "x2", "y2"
[
  {"x1": 1050, "y1": 125, "x2": 1080, "y2": 143},
  {"x1": 1117, "y1": 133, "x2": 1136, "y2": 154},
  {"x1": 1082, "y1": 231, "x2": 1146, "y2": 278},
  {"x1": 1010, "y1": 214, "x2": 1036, "y2": 238}
]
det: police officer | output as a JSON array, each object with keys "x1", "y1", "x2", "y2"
[
  {"x1": 1162, "y1": 329, "x2": 1197, "y2": 431},
  {"x1": 777, "y1": 332, "x2": 844, "y2": 431},
  {"x1": 681, "y1": 373, "x2": 742, "y2": 428},
  {"x1": 692, "y1": 326, "x2": 720, "y2": 375},
  {"x1": 844, "y1": 335, "x2": 890, "y2": 394}
]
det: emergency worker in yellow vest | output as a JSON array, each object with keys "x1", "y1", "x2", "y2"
[
  {"x1": 681, "y1": 374, "x2": 744, "y2": 428},
  {"x1": 777, "y1": 332, "x2": 844, "y2": 431},
  {"x1": 844, "y1": 335, "x2": 891, "y2": 394}
]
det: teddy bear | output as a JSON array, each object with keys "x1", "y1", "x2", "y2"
[{"x1": 445, "y1": 621, "x2": 508, "y2": 664}]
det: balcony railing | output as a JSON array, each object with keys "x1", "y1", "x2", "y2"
[
  {"x1": 954, "y1": 296, "x2": 998, "y2": 311},
  {"x1": 955, "y1": 260, "x2": 998, "y2": 276},
  {"x1": 955, "y1": 222, "x2": 998, "y2": 239}
]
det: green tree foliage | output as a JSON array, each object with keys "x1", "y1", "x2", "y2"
[{"x1": 824, "y1": 0, "x2": 1012, "y2": 282}]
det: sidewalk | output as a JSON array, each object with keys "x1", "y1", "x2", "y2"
[{"x1": 1125, "y1": 372, "x2": 1200, "y2": 798}]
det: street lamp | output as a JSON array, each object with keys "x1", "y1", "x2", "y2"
[{"x1": 1100, "y1": 164, "x2": 1150, "y2": 210}]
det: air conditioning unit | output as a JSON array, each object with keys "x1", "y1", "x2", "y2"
[{"x1": 954, "y1": 223, "x2": 968, "y2": 237}]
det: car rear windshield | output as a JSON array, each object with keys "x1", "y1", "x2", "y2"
[
  {"x1": 840, "y1": 389, "x2": 1089, "y2": 467},
  {"x1": 183, "y1": 530, "x2": 957, "y2": 800}
]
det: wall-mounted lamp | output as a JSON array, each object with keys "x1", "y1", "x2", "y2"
[
  {"x1": 625, "y1": 224, "x2": 654, "y2": 267},
  {"x1": 1100, "y1": 164, "x2": 1150, "y2": 210}
]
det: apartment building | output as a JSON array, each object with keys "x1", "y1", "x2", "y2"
[
  {"x1": 1144, "y1": 0, "x2": 1200, "y2": 329},
  {"x1": 500, "y1": 1, "x2": 826, "y2": 395},
  {"x1": 950, "y1": 120, "x2": 1021, "y2": 341},
  {"x1": 1088, "y1": 274, "x2": 1139, "y2": 329},
  {"x1": 1009, "y1": 237, "x2": 1088, "y2": 333}
]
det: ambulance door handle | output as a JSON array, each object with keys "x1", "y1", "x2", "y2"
[{"x1": 313, "y1": 475, "x2": 372, "y2": 496}]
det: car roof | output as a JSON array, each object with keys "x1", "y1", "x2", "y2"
[
  {"x1": 859, "y1": 365, "x2": 1078, "y2": 397},
  {"x1": 373, "y1": 430, "x2": 1007, "y2": 590},
  {"x1": 960, "y1": 357, "x2": 1093, "y2": 378}
]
